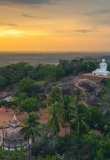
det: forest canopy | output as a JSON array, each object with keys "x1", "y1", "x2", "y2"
[{"x1": 0, "y1": 57, "x2": 100, "y2": 87}]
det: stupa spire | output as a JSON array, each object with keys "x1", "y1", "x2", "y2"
[
  {"x1": 12, "y1": 115, "x2": 17, "y2": 122},
  {"x1": 9, "y1": 114, "x2": 20, "y2": 128}
]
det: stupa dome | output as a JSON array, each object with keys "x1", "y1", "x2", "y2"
[{"x1": 1, "y1": 115, "x2": 27, "y2": 149}]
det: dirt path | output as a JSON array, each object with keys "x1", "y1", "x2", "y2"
[{"x1": 0, "y1": 107, "x2": 70, "y2": 136}]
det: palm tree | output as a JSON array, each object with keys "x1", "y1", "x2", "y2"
[
  {"x1": 47, "y1": 86, "x2": 63, "y2": 106},
  {"x1": 20, "y1": 113, "x2": 40, "y2": 145},
  {"x1": 70, "y1": 104, "x2": 89, "y2": 135},
  {"x1": 45, "y1": 102, "x2": 63, "y2": 134},
  {"x1": 73, "y1": 89, "x2": 84, "y2": 104},
  {"x1": 61, "y1": 95, "x2": 72, "y2": 133}
]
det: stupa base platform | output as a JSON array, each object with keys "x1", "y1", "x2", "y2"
[{"x1": 79, "y1": 73, "x2": 110, "y2": 83}]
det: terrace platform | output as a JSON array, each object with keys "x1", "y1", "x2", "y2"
[{"x1": 79, "y1": 73, "x2": 110, "y2": 83}]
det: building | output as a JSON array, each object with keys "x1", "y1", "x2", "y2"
[{"x1": 0, "y1": 115, "x2": 28, "y2": 150}]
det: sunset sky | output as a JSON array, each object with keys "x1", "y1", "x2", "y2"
[{"x1": 0, "y1": 0, "x2": 110, "y2": 52}]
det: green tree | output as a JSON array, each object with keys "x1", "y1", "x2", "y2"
[
  {"x1": 83, "y1": 56, "x2": 98, "y2": 72},
  {"x1": 17, "y1": 92, "x2": 28, "y2": 104},
  {"x1": 64, "y1": 133, "x2": 85, "y2": 160},
  {"x1": 20, "y1": 113, "x2": 40, "y2": 145},
  {"x1": 16, "y1": 92, "x2": 28, "y2": 114},
  {"x1": 70, "y1": 104, "x2": 89, "y2": 135},
  {"x1": 32, "y1": 135, "x2": 56, "y2": 158},
  {"x1": 59, "y1": 57, "x2": 98, "y2": 75},
  {"x1": 61, "y1": 95, "x2": 72, "y2": 133},
  {"x1": 0, "y1": 147, "x2": 28, "y2": 160},
  {"x1": 83, "y1": 133, "x2": 102, "y2": 160},
  {"x1": 17, "y1": 77, "x2": 36, "y2": 97},
  {"x1": 47, "y1": 86, "x2": 63, "y2": 106},
  {"x1": 0, "y1": 62, "x2": 33, "y2": 85},
  {"x1": 53, "y1": 66, "x2": 66, "y2": 81},
  {"x1": 32, "y1": 134, "x2": 70, "y2": 158},
  {"x1": 45, "y1": 102, "x2": 63, "y2": 134},
  {"x1": 100, "y1": 88, "x2": 110, "y2": 112},
  {"x1": 0, "y1": 75, "x2": 7, "y2": 87},
  {"x1": 38, "y1": 155, "x2": 64, "y2": 160},
  {"x1": 20, "y1": 97, "x2": 40, "y2": 114},
  {"x1": 85, "y1": 106, "x2": 104, "y2": 131},
  {"x1": 34, "y1": 64, "x2": 66, "y2": 82},
  {"x1": 102, "y1": 133, "x2": 110, "y2": 159},
  {"x1": 73, "y1": 89, "x2": 84, "y2": 104},
  {"x1": 95, "y1": 150, "x2": 105, "y2": 160}
]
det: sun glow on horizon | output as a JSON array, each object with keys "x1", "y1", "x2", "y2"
[
  {"x1": 0, "y1": 27, "x2": 24, "y2": 38},
  {"x1": 0, "y1": 27, "x2": 50, "y2": 39}
]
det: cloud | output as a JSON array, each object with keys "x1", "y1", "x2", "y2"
[
  {"x1": 55, "y1": 29, "x2": 96, "y2": 35},
  {"x1": 22, "y1": 14, "x2": 46, "y2": 19},
  {"x1": 8, "y1": 23, "x2": 17, "y2": 26},
  {"x1": 0, "y1": 0, "x2": 57, "y2": 5},
  {"x1": 74, "y1": 29, "x2": 94, "y2": 33},
  {"x1": 86, "y1": 9, "x2": 110, "y2": 16},
  {"x1": 0, "y1": 23, "x2": 17, "y2": 26},
  {"x1": 22, "y1": 14, "x2": 36, "y2": 18}
]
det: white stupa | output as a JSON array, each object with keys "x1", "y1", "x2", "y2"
[
  {"x1": 0, "y1": 115, "x2": 28, "y2": 150},
  {"x1": 92, "y1": 59, "x2": 110, "y2": 76}
]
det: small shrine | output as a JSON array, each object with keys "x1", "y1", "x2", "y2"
[{"x1": 0, "y1": 115, "x2": 28, "y2": 150}]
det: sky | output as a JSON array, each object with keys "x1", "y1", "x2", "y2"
[{"x1": 0, "y1": 0, "x2": 110, "y2": 52}]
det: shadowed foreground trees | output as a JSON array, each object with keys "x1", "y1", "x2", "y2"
[
  {"x1": 85, "y1": 106, "x2": 105, "y2": 131},
  {"x1": 70, "y1": 104, "x2": 89, "y2": 135},
  {"x1": 0, "y1": 147, "x2": 28, "y2": 160},
  {"x1": 31, "y1": 131, "x2": 110, "y2": 160}
]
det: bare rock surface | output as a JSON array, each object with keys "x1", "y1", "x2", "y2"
[
  {"x1": 0, "y1": 84, "x2": 17, "y2": 100},
  {"x1": 58, "y1": 77, "x2": 105, "y2": 107}
]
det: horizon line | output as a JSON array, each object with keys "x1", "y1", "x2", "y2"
[{"x1": 0, "y1": 51, "x2": 110, "y2": 54}]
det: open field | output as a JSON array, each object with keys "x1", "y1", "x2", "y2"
[{"x1": 0, "y1": 52, "x2": 110, "y2": 67}]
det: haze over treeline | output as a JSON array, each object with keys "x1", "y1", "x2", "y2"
[{"x1": 0, "y1": 52, "x2": 110, "y2": 67}]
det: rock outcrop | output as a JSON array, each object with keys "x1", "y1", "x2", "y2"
[
  {"x1": 0, "y1": 76, "x2": 107, "y2": 108},
  {"x1": 76, "y1": 79, "x2": 104, "y2": 106},
  {"x1": 57, "y1": 78, "x2": 105, "y2": 107}
]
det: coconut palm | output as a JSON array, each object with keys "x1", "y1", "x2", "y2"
[
  {"x1": 70, "y1": 104, "x2": 89, "y2": 135},
  {"x1": 20, "y1": 113, "x2": 40, "y2": 145},
  {"x1": 73, "y1": 89, "x2": 84, "y2": 104},
  {"x1": 47, "y1": 86, "x2": 63, "y2": 106},
  {"x1": 61, "y1": 95, "x2": 72, "y2": 133},
  {"x1": 45, "y1": 102, "x2": 63, "y2": 134}
]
